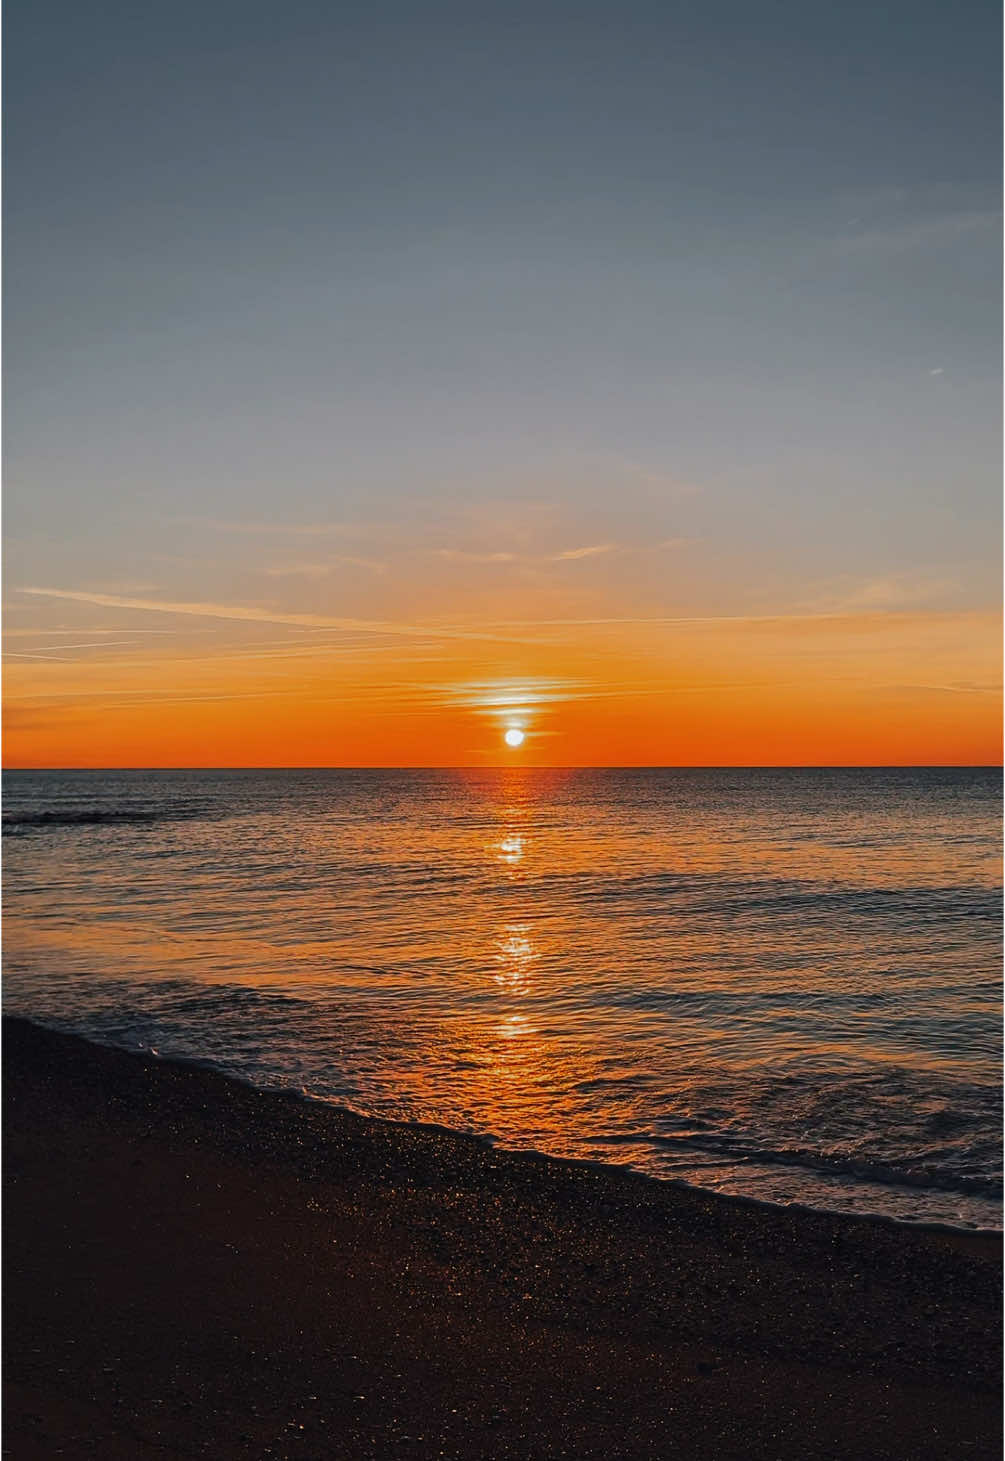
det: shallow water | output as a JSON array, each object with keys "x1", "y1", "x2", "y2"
[{"x1": 3, "y1": 767, "x2": 1001, "y2": 1228}]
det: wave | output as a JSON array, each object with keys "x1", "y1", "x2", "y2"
[
  {"x1": 158, "y1": 985, "x2": 307, "y2": 1016},
  {"x1": 643, "y1": 1129, "x2": 1003, "y2": 1199},
  {"x1": 2, "y1": 804, "x2": 211, "y2": 834},
  {"x1": 569, "y1": 870, "x2": 1003, "y2": 921}
]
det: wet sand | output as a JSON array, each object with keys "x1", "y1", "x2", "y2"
[{"x1": 4, "y1": 1016, "x2": 1001, "y2": 1460}]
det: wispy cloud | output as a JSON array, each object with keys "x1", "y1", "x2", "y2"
[
  {"x1": 436, "y1": 549, "x2": 520, "y2": 564},
  {"x1": 892, "y1": 681, "x2": 1001, "y2": 697},
  {"x1": 6, "y1": 651, "x2": 78, "y2": 662},
  {"x1": 466, "y1": 606, "x2": 1001, "y2": 634},
  {"x1": 264, "y1": 563, "x2": 335, "y2": 579},
  {"x1": 553, "y1": 543, "x2": 616, "y2": 561},
  {"x1": 435, "y1": 543, "x2": 619, "y2": 565},
  {"x1": 3, "y1": 627, "x2": 184, "y2": 637},
  {"x1": 436, "y1": 676, "x2": 591, "y2": 710},
  {"x1": 5, "y1": 640, "x2": 145, "y2": 658},
  {"x1": 264, "y1": 554, "x2": 387, "y2": 578},
  {"x1": 799, "y1": 573, "x2": 962, "y2": 614},
  {"x1": 833, "y1": 208, "x2": 1000, "y2": 256},
  {"x1": 16, "y1": 587, "x2": 541, "y2": 646}
]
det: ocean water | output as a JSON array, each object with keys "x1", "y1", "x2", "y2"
[{"x1": 3, "y1": 767, "x2": 1001, "y2": 1230}]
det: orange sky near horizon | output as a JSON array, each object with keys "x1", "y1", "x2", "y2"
[{"x1": 5, "y1": 598, "x2": 1000, "y2": 768}]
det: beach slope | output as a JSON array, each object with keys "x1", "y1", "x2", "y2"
[{"x1": 4, "y1": 1017, "x2": 1001, "y2": 1459}]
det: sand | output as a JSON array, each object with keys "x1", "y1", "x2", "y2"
[{"x1": 3, "y1": 1016, "x2": 1001, "y2": 1459}]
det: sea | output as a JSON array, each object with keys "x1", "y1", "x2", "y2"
[{"x1": 3, "y1": 767, "x2": 1001, "y2": 1230}]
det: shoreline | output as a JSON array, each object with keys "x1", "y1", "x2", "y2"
[
  {"x1": 137, "y1": 1051, "x2": 1005, "y2": 1242},
  {"x1": 13, "y1": 1017, "x2": 1003, "y2": 1241},
  {"x1": 4, "y1": 1015, "x2": 1001, "y2": 1459},
  {"x1": 246, "y1": 1087, "x2": 1005, "y2": 1242}
]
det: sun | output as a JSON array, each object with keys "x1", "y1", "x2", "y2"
[{"x1": 504, "y1": 727, "x2": 525, "y2": 748}]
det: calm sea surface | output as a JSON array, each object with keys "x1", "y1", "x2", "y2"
[{"x1": 3, "y1": 767, "x2": 1001, "y2": 1229}]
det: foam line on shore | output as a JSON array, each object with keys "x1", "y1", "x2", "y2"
[{"x1": 7, "y1": 1015, "x2": 1002, "y2": 1252}]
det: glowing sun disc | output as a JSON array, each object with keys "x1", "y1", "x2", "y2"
[{"x1": 504, "y1": 727, "x2": 525, "y2": 748}]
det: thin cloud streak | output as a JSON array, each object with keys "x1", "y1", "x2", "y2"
[
  {"x1": 553, "y1": 544, "x2": 617, "y2": 561},
  {"x1": 833, "y1": 208, "x2": 1000, "y2": 256},
  {"x1": 6, "y1": 640, "x2": 146, "y2": 654},
  {"x1": 17, "y1": 588, "x2": 546, "y2": 647},
  {"x1": 476, "y1": 608, "x2": 1001, "y2": 630},
  {"x1": 797, "y1": 573, "x2": 963, "y2": 614},
  {"x1": 436, "y1": 549, "x2": 519, "y2": 564},
  {"x1": 6, "y1": 652, "x2": 77, "y2": 662},
  {"x1": 265, "y1": 555, "x2": 387, "y2": 577},
  {"x1": 3, "y1": 627, "x2": 184, "y2": 638},
  {"x1": 434, "y1": 543, "x2": 619, "y2": 565}
]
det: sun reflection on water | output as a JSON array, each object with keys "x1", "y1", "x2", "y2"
[
  {"x1": 499, "y1": 1013, "x2": 535, "y2": 1040},
  {"x1": 493, "y1": 923, "x2": 536, "y2": 995}
]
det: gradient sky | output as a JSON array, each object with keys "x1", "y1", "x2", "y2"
[{"x1": 4, "y1": 0, "x2": 1001, "y2": 766}]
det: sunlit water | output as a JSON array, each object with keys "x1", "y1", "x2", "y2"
[{"x1": 3, "y1": 767, "x2": 1001, "y2": 1229}]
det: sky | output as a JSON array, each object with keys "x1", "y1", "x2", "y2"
[{"x1": 4, "y1": 0, "x2": 1001, "y2": 766}]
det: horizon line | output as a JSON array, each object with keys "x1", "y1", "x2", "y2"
[{"x1": 3, "y1": 763, "x2": 1002, "y2": 773}]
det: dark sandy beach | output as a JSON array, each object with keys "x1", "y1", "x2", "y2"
[{"x1": 4, "y1": 1017, "x2": 1001, "y2": 1460}]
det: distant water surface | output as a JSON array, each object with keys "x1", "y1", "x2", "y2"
[{"x1": 3, "y1": 767, "x2": 1001, "y2": 1229}]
